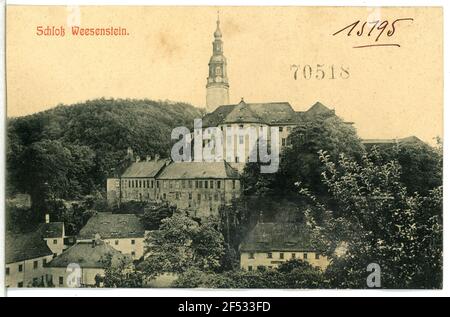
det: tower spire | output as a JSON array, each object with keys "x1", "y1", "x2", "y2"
[{"x1": 206, "y1": 12, "x2": 229, "y2": 113}]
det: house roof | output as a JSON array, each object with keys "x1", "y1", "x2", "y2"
[
  {"x1": 362, "y1": 136, "x2": 424, "y2": 148},
  {"x1": 47, "y1": 241, "x2": 130, "y2": 269},
  {"x1": 121, "y1": 160, "x2": 168, "y2": 178},
  {"x1": 202, "y1": 100, "x2": 334, "y2": 127},
  {"x1": 6, "y1": 231, "x2": 53, "y2": 264},
  {"x1": 157, "y1": 161, "x2": 240, "y2": 179},
  {"x1": 239, "y1": 222, "x2": 317, "y2": 252},
  {"x1": 78, "y1": 213, "x2": 145, "y2": 240},
  {"x1": 39, "y1": 222, "x2": 64, "y2": 239}
]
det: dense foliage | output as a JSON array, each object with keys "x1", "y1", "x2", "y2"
[{"x1": 7, "y1": 98, "x2": 202, "y2": 223}]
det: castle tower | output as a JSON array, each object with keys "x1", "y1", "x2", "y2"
[{"x1": 206, "y1": 13, "x2": 229, "y2": 113}]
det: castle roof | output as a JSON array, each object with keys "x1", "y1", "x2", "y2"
[
  {"x1": 239, "y1": 222, "x2": 318, "y2": 253},
  {"x1": 121, "y1": 160, "x2": 168, "y2": 178},
  {"x1": 47, "y1": 241, "x2": 130, "y2": 269},
  {"x1": 6, "y1": 231, "x2": 53, "y2": 264},
  {"x1": 157, "y1": 161, "x2": 239, "y2": 180},
  {"x1": 78, "y1": 213, "x2": 145, "y2": 240},
  {"x1": 202, "y1": 100, "x2": 334, "y2": 127}
]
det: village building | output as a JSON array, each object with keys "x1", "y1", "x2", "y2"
[
  {"x1": 38, "y1": 214, "x2": 66, "y2": 256},
  {"x1": 239, "y1": 222, "x2": 330, "y2": 271},
  {"x1": 78, "y1": 212, "x2": 147, "y2": 260},
  {"x1": 5, "y1": 231, "x2": 54, "y2": 288},
  {"x1": 46, "y1": 240, "x2": 131, "y2": 287}
]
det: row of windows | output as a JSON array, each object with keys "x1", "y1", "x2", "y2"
[
  {"x1": 5, "y1": 258, "x2": 48, "y2": 275},
  {"x1": 248, "y1": 252, "x2": 320, "y2": 260},
  {"x1": 124, "y1": 179, "x2": 157, "y2": 189},
  {"x1": 247, "y1": 263, "x2": 321, "y2": 271},
  {"x1": 124, "y1": 179, "x2": 236, "y2": 190}
]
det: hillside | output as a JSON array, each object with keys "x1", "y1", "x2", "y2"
[{"x1": 7, "y1": 98, "x2": 204, "y2": 208}]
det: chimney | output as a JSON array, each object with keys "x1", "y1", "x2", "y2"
[
  {"x1": 45, "y1": 214, "x2": 50, "y2": 224},
  {"x1": 136, "y1": 156, "x2": 141, "y2": 162},
  {"x1": 92, "y1": 233, "x2": 101, "y2": 247},
  {"x1": 154, "y1": 154, "x2": 160, "y2": 162},
  {"x1": 146, "y1": 155, "x2": 152, "y2": 162}
]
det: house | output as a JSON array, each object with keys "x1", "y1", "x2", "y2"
[
  {"x1": 78, "y1": 212, "x2": 146, "y2": 260},
  {"x1": 156, "y1": 161, "x2": 240, "y2": 218},
  {"x1": 38, "y1": 214, "x2": 65, "y2": 256},
  {"x1": 46, "y1": 240, "x2": 131, "y2": 287},
  {"x1": 239, "y1": 222, "x2": 330, "y2": 271},
  {"x1": 5, "y1": 231, "x2": 54, "y2": 288}
]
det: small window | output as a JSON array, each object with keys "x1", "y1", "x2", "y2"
[
  {"x1": 197, "y1": 194, "x2": 201, "y2": 201},
  {"x1": 279, "y1": 252, "x2": 284, "y2": 259},
  {"x1": 232, "y1": 180, "x2": 236, "y2": 189},
  {"x1": 131, "y1": 251, "x2": 136, "y2": 257},
  {"x1": 248, "y1": 266, "x2": 253, "y2": 271},
  {"x1": 6, "y1": 267, "x2": 10, "y2": 275},
  {"x1": 59, "y1": 276, "x2": 64, "y2": 286},
  {"x1": 217, "y1": 181, "x2": 221, "y2": 189},
  {"x1": 204, "y1": 181, "x2": 208, "y2": 189},
  {"x1": 304, "y1": 253, "x2": 308, "y2": 259},
  {"x1": 163, "y1": 193, "x2": 166, "y2": 200},
  {"x1": 267, "y1": 252, "x2": 272, "y2": 259},
  {"x1": 53, "y1": 239, "x2": 58, "y2": 244},
  {"x1": 210, "y1": 180, "x2": 214, "y2": 188},
  {"x1": 282, "y1": 138, "x2": 286, "y2": 146},
  {"x1": 18, "y1": 282, "x2": 23, "y2": 288},
  {"x1": 249, "y1": 253, "x2": 255, "y2": 259},
  {"x1": 115, "y1": 240, "x2": 119, "y2": 245},
  {"x1": 292, "y1": 253, "x2": 296, "y2": 259},
  {"x1": 189, "y1": 193, "x2": 192, "y2": 200},
  {"x1": 315, "y1": 253, "x2": 320, "y2": 260},
  {"x1": 131, "y1": 239, "x2": 135, "y2": 245},
  {"x1": 33, "y1": 260, "x2": 38, "y2": 269},
  {"x1": 279, "y1": 127, "x2": 283, "y2": 132},
  {"x1": 43, "y1": 259, "x2": 47, "y2": 266}
]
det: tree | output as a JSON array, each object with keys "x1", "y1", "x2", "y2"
[
  {"x1": 140, "y1": 212, "x2": 225, "y2": 278},
  {"x1": 304, "y1": 148, "x2": 442, "y2": 288},
  {"x1": 139, "y1": 201, "x2": 177, "y2": 230},
  {"x1": 101, "y1": 254, "x2": 143, "y2": 288},
  {"x1": 278, "y1": 114, "x2": 364, "y2": 197}
]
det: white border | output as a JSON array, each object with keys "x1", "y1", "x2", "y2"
[{"x1": 1, "y1": 0, "x2": 448, "y2": 297}]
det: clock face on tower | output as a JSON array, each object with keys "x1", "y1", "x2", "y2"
[
  {"x1": 215, "y1": 66, "x2": 222, "y2": 76},
  {"x1": 215, "y1": 76, "x2": 223, "y2": 83}
]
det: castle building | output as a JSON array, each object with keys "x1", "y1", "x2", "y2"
[
  {"x1": 156, "y1": 161, "x2": 240, "y2": 218},
  {"x1": 206, "y1": 14, "x2": 229, "y2": 113},
  {"x1": 107, "y1": 160, "x2": 241, "y2": 218},
  {"x1": 201, "y1": 100, "x2": 337, "y2": 163}
]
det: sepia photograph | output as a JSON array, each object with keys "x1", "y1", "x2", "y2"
[{"x1": 2, "y1": 3, "x2": 444, "y2": 294}]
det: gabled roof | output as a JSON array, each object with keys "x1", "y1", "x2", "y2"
[
  {"x1": 202, "y1": 100, "x2": 334, "y2": 127},
  {"x1": 39, "y1": 222, "x2": 64, "y2": 239},
  {"x1": 157, "y1": 161, "x2": 239, "y2": 179},
  {"x1": 47, "y1": 241, "x2": 130, "y2": 269},
  {"x1": 121, "y1": 160, "x2": 168, "y2": 178},
  {"x1": 78, "y1": 213, "x2": 145, "y2": 240},
  {"x1": 239, "y1": 222, "x2": 317, "y2": 252},
  {"x1": 6, "y1": 231, "x2": 53, "y2": 264}
]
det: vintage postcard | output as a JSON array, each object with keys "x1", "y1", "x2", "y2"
[{"x1": 4, "y1": 5, "x2": 443, "y2": 291}]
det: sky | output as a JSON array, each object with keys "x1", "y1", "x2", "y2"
[{"x1": 6, "y1": 6, "x2": 443, "y2": 144}]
